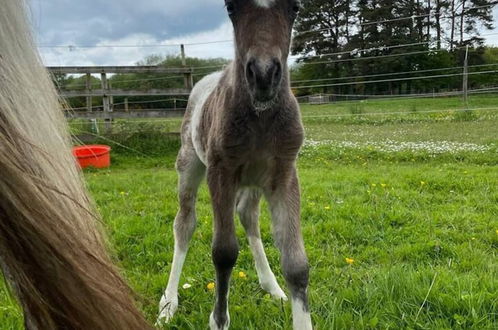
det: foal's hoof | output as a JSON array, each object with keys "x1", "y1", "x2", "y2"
[
  {"x1": 268, "y1": 286, "x2": 288, "y2": 301},
  {"x1": 261, "y1": 282, "x2": 288, "y2": 301},
  {"x1": 156, "y1": 294, "x2": 178, "y2": 325},
  {"x1": 209, "y1": 311, "x2": 230, "y2": 330}
]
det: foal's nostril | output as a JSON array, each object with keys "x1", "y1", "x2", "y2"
[
  {"x1": 246, "y1": 58, "x2": 257, "y2": 85},
  {"x1": 270, "y1": 59, "x2": 282, "y2": 85}
]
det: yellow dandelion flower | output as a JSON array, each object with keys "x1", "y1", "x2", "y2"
[
  {"x1": 120, "y1": 191, "x2": 126, "y2": 195},
  {"x1": 324, "y1": 206, "x2": 331, "y2": 210},
  {"x1": 238, "y1": 271, "x2": 247, "y2": 279},
  {"x1": 371, "y1": 183, "x2": 377, "y2": 187},
  {"x1": 380, "y1": 183, "x2": 387, "y2": 188},
  {"x1": 345, "y1": 258, "x2": 354, "y2": 265},
  {"x1": 207, "y1": 282, "x2": 215, "y2": 290},
  {"x1": 420, "y1": 181, "x2": 426, "y2": 186},
  {"x1": 495, "y1": 229, "x2": 498, "y2": 235}
]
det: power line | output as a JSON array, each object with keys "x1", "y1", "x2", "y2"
[
  {"x1": 292, "y1": 63, "x2": 498, "y2": 84},
  {"x1": 39, "y1": 39, "x2": 233, "y2": 49},
  {"x1": 294, "y1": 48, "x2": 459, "y2": 67},
  {"x1": 288, "y1": 41, "x2": 431, "y2": 60},
  {"x1": 54, "y1": 46, "x2": 446, "y2": 72},
  {"x1": 290, "y1": 32, "x2": 498, "y2": 62},
  {"x1": 291, "y1": 69, "x2": 498, "y2": 89},
  {"x1": 190, "y1": 31, "x2": 498, "y2": 70}
]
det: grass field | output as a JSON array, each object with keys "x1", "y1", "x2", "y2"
[{"x1": 1, "y1": 95, "x2": 497, "y2": 329}]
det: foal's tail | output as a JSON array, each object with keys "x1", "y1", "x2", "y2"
[{"x1": 0, "y1": 1, "x2": 152, "y2": 329}]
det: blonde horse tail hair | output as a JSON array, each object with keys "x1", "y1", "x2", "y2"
[{"x1": 0, "y1": 1, "x2": 152, "y2": 329}]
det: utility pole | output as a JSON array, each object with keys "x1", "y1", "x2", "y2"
[{"x1": 462, "y1": 45, "x2": 469, "y2": 109}]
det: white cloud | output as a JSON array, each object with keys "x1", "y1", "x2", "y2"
[{"x1": 39, "y1": 21, "x2": 234, "y2": 66}]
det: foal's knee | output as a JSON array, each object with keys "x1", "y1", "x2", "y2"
[{"x1": 212, "y1": 236, "x2": 239, "y2": 270}]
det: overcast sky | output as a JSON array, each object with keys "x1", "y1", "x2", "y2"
[{"x1": 30, "y1": 0, "x2": 498, "y2": 67}]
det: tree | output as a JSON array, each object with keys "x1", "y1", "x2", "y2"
[{"x1": 290, "y1": 0, "x2": 498, "y2": 95}]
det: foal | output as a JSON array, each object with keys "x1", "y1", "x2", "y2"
[{"x1": 158, "y1": 1, "x2": 311, "y2": 329}]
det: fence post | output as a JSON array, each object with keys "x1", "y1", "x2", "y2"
[
  {"x1": 181, "y1": 44, "x2": 194, "y2": 89},
  {"x1": 101, "y1": 72, "x2": 112, "y2": 133},
  {"x1": 462, "y1": 45, "x2": 469, "y2": 108},
  {"x1": 124, "y1": 97, "x2": 129, "y2": 112},
  {"x1": 85, "y1": 73, "x2": 92, "y2": 112}
]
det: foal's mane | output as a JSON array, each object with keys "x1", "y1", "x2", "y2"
[{"x1": 0, "y1": 1, "x2": 151, "y2": 329}]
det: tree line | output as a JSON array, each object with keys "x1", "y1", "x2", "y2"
[{"x1": 291, "y1": 0, "x2": 498, "y2": 96}]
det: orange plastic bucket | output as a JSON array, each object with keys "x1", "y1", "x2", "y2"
[{"x1": 73, "y1": 145, "x2": 111, "y2": 169}]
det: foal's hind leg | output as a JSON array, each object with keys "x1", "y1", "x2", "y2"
[
  {"x1": 236, "y1": 188, "x2": 287, "y2": 300},
  {"x1": 158, "y1": 147, "x2": 205, "y2": 323}
]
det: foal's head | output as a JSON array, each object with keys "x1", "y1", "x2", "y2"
[{"x1": 225, "y1": 0, "x2": 300, "y2": 110}]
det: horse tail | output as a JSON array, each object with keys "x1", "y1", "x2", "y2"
[{"x1": 0, "y1": 1, "x2": 152, "y2": 328}]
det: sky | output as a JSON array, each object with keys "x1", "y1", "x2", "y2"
[{"x1": 29, "y1": 0, "x2": 498, "y2": 67}]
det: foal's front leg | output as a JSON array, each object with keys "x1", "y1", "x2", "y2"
[
  {"x1": 266, "y1": 165, "x2": 312, "y2": 330},
  {"x1": 207, "y1": 165, "x2": 238, "y2": 330}
]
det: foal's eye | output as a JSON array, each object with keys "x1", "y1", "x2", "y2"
[
  {"x1": 292, "y1": 3, "x2": 301, "y2": 14},
  {"x1": 226, "y1": 2, "x2": 235, "y2": 16}
]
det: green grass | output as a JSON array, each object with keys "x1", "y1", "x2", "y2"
[{"x1": 1, "y1": 95, "x2": 497, "y2": 329}]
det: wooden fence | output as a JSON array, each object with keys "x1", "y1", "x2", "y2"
[
  {"x1": 49, "y1": 45, "x2": 193, "y2": 121},
  {"x1": 49, "y1": 65, "x2": 191, "y2": 120}
]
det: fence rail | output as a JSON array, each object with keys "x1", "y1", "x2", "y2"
[
  {"x1": 65, "y1": 109, "x2": 185, "y2": 119},
  {"x1": 48, "y1": 65, "x2": 192, "y2": 74},
  {"x1": 59, "y1": 88, "x2": 191, "y2": 98},
  {"x1": 49, "y1": 60, "x2": 194, "y2": 126}
]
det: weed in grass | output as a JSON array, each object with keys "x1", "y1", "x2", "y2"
[
  {"x1": 453, "y1": 109, "x2": 478, "y2": 122},
  {"x1": 348, "y1": 103, "x2": 365, "y2": 115}
]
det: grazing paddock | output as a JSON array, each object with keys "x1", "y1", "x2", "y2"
[{"x1": 1, "y1": 95, "x2": 497, "y2": 329}]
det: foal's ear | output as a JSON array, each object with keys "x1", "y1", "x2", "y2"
[{"x1": 225, "y1": 0, "x2": 237, "y2": 17}]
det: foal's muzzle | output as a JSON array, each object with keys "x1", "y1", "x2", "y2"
[{"x1": 245, "y1": 57, "x2": 282, "y2": 105}]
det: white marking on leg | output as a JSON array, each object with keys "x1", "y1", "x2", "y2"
[
  {"x1": 292, "y1": 298, "x2": 312, "y2": 330},
  {"x1": 247, "y1": 236, "x2": 287, "y2": 300},
  {"x1": 157, "y1": 243, "x2": 187, "y2": 323},
  {"x1": 253, "y1": 0, "x2": 276, "y2": 8},
  {"x1": 209, "y1": 310, "x2": 230, "y2": 330}
]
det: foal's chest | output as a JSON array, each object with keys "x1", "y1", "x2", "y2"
[{"x1": 238, "y1": 151, "x2": 277, "y2": 187}]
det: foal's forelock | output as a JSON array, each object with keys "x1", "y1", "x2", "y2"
[{"x1": 253, "y1": 0, "x2": 277, "y2": 8}]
